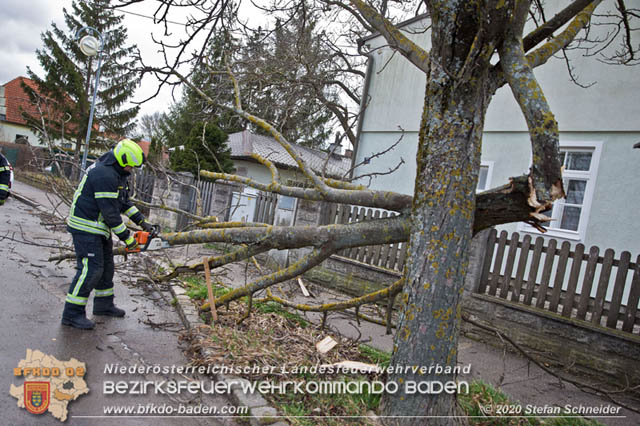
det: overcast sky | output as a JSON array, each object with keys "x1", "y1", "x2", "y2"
[{"x1": 0, "y1": 0, "x2": 265, "y2": 121}]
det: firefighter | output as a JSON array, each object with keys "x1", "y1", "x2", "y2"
[
  {"x1": 0, "y1": 150, "x2": 10, "y2": 205},
  {"x1": 62, "y1": 139, "x2": 157, "y2": 329}
]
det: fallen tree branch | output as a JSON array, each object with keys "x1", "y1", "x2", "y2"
[
  {"x1": 202, "y1": 245, "x2": 337, "y2": 309},
  {"x1": 263, "y1": 277, "x2": 404, "y2": 312}
]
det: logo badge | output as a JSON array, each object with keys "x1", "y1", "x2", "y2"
[{"x1": 24, "y1": 382, "x2": 50, "y2": 415}]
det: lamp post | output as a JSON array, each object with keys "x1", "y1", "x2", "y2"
[{"x1": 75, "y1": 26, "x2": 104, "y2": 173}]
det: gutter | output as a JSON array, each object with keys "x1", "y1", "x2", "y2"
[
  {"x1": 358, "y1": 12, "x2": 429, "y2": 44},
  {"x1": 350, "y1": 39, "x2": 375, "y2": 178}
]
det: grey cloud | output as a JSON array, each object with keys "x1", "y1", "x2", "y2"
[{"x1": 0, "y1": 0, "x2": 68, "y2": 83}]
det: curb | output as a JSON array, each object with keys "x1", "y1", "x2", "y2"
[
  {"x1": 11, "y1": 191, "x2": 44, "y2": 209},
  {"x1": 15, "y1": 189, "x2": 288, "y2": 425},
  {"x1": 10, "y1": 191, "x2": 66, "y2": 222},
  {"x1": 168, "y1": 282, "x2": 289, "y2": 426}
]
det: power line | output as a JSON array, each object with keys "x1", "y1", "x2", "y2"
[{"x1": 118, "y1": 9, "x2": 187, "y2": 26}]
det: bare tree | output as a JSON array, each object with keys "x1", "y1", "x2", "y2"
[
  {"x1": 138, "y1": 111, "x2": 167, "y2": 141},
  {"x1": 105, "y1": 0, "x2": 638, "y2": 422}
]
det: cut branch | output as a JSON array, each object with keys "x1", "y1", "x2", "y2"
[
  {"x1": 204, "y1": 245, "x2": 336, "y2": 308},
  {"x1": 264, "y1": 277, "x2": 404, "y2": 312}
]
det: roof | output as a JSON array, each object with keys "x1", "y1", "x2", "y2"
[
  {"x1": 138, "y1": 139, "x2": 151, "y2": 157},
  {"x1": 228, "y1": 130, "x2": 351, "y2": 179},
  {"x1": 1, "y1": 77, "x2": 43, "y2": 126},
  {"x1": 358, "y1": 13, "x2": 429, "y2": 45}
]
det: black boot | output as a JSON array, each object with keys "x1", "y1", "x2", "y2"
[
  {"x1": 61, "y1": 303, "x2": 95, "y2": 330},
  {"x1": 93, "y1": 297, "x2": 125, "y2": 317}
]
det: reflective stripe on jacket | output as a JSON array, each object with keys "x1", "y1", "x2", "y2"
[
  {"x1": 66, "y1": 151, "x2": 145, "y2": 240},
  {"x1": 0, "y1": 154, "x2": 10, "y2": 200}
]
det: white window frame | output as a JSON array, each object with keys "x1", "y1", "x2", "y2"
[
  {"x1": 519, "y1": 140, "x2": 602, "y2": 242},
  {"x1": 476, "y1": 161, "x2": 494, "y2": 193}
]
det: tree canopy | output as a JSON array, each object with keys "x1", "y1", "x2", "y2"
[
  {"x1": 168, "y1": 121, "x2": 235, "y2": 177},
  {"x1": 24, "y1": 0, "x2": 139, "y2": 160},
  {"x1": 109, "y1": 0, "x2": 638, "y2": 422}
]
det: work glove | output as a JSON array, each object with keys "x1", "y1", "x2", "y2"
[
  {"x1": 141, "y1": 221, "x2": 160, "y2": 237},
  {"x1": 125, "y1": 235, "x2": 139, "y2": 251}
]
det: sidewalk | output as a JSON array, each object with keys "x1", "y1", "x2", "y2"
[
  {"x1": 2, "y1": 181, "x2": 237, "y2": 426},
  {"x1": 12, "y1": 179, "x2": 69, "y2": 217}
]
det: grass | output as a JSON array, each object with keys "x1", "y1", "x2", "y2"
[
  {"x1": 180, "y1": 274, "x2": 608, "y2": 425},
  {"x1": 458, "y1": 380, "x2": 604, "y2": 426},
  {"x1": 253, "y1": 301, "x2": 309, "y2": 328},
  {"x1": 180, "y1": 275, "x2": 309, "y2": 327},
  {"x1": 204, "y1": 242, "x2": 232, "y2": 253},
  {"x1": 182, "y1": 276, "x2": 230, "y2": 300},
  {"x1": 358, "y1": 344, "x2": 391, "y2": 368},
  {"x1": 16, "y1": 171, "x2": 75, "y2": 198}
]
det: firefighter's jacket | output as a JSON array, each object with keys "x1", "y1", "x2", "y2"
[
  {"x1": 67, "y1": 151, "x2": 145, "y2": 241},
  {"x1": 0, "y1": 153, "x2": 10, "y2": 200}
]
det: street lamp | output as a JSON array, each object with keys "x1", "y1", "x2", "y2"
[{"x1": 75, "y1": 26, "x2": 104, "y2": 173}]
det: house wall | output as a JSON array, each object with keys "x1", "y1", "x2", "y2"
[
  {"x1": 354, "y1": 2, "x2": 640, "y2": 256},
  {"x1": 0, "y1": 122, "x2": 43, "y2": 147},
  {"x1": 233, "y1": 159, "x2": 310, "y2": 186},
  {"x1": 486, "y1": 132, "x2": 640, "y2": 256}
]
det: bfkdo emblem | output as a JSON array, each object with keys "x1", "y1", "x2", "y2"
[{"x1": 24, "y1": 382, "x2": 50, "y2": 415}]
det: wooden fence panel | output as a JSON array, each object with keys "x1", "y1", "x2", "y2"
[
  {"x1": 325, "y1": 203, "x2": 338, "y2": 225},
  {"x1": 370, "y1": 211, "x2": 388, "y2": 267},
  {"x1": 607, "y1": 251, "x2": 631, "y2": 329},
  {"x1": 576, "y1": 246, "x2": 600, "y2": 320},
  {"x1": 511, "y1": 234, "x2": 531, "y2": 302},
  {"x1": 499, "y1": 232, "x2": 519, "y2": 299},
  {"x1": 523, "y1": 237, "x2": 544, "y2": 305},
  {"x1": 363, "y1": 210, "x2": 381, "y2": 264},
  {"x1": 536, "y1": 238, "x2": 557, "y2": 309},
  {"x1": 592, "y1": 249, "x2": 615, "y2": 326},
  {"x1": 356, "y1": 208, "x2": 375, "y2": 261},
  {"x1": 549, "y1": 241, "x2": 571, "y2": 313},
  {"x1": 489, "y1": 231, "x2": 508, "y2": 297},
  {"x1": 348, "y1": 207, "x2": 365, "y2": 258},
  {"x1": 387, "y1": 241, "x2": 401, "y2": 271},
  {"x1": 477, "y1": 229, "x2": 497, "y2": 294},
  {"x1": 337, "y1": 205, "x2": 350, "y2": 256},
  {"x1": 622, "y1": 254, "x2": 640, "y2": 332},
  {"x1": 477, "y1": 232, "x2": 637, "y2": 334},
  {"x1": 254, "y1": 194, "x2": 265, "y2": 223},
  {"x1": 379, "y1": 241, "x2": 392, "y2": 269},
  {"x1": 562, "y1": 243, "x2": 585, "y2": 318}
]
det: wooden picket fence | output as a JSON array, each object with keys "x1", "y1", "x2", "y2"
[
  {"x1": 253, "y1": 191, "x2": 277, "y2": 224},
  {"x1": 322, "y1": 203, "x2": 406, "y2": 272},
  {"x1": 131, "y1": 169, "x2": 156, "y2": 215},
  {"x1": 477, "y1": 229, "x2": 640, "y2": 335}
]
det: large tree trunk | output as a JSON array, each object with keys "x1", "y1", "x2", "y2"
[{"x1": 381, "y1": 5, "x2": 495, "y2": 424}]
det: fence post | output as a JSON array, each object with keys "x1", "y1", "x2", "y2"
[
  {"x1": 607, "y1": 251, "x2": 631, "y2": 329},
  {"x1": 464, "y1": 228, "x2": 492, "y2": 294},
  {"x1": 622, "y1": 254, "x2": 640, "y2": 333}
]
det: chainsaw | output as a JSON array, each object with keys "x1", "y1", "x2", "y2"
[{"x1": 125, "y1": 230, "x2": 172, "y2": 253}]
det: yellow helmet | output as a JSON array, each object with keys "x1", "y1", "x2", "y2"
[{"x1": 114, "y1": 139, "x2": 145, "y2": 168}]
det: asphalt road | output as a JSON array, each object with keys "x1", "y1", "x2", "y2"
[{"x1": 0, "y1": 194, "x2": 237, "y2": 426}]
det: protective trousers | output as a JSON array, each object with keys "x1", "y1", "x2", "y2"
[{"x1": 65, "y1": 233, "x2": 116, "y2": 309}]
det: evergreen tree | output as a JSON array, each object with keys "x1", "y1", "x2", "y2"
[
  {"x1": 177, "y1": 31, "x2": 246, "y2": 136},
  {"x1": 222, "y1": 14, "x2": 335, "y2": 149},
  {"x1": 23, "y1": 0, "x2": 139, "y2": 160},
  {"x1": 167, "y1": 10, "x2": 335, "y2": 150},
  {"x1": 239, "y1": 16, "x2": 334, "y2": 148},
  {"x1": 169, "y1": 122, "x2": 235, "y2": 177}
]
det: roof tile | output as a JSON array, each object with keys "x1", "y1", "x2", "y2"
[{"x1": 228, "y1": 130, "x2": 350, "y2": 179}]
